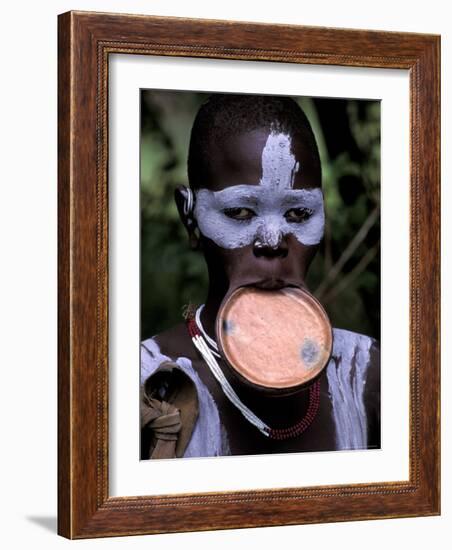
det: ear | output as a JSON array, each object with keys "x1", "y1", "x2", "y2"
[{"x1": 174, "y1": 185, "x2": 201, "y2": 250}]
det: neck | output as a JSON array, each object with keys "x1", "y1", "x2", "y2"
[{"x1": 199, "y1": 287, "x2": 222, "y2": 341}]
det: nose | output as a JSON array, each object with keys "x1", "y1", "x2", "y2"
[
  {"x1": 253, "y1": 219, "x2": 288, "y2": 258},
  {"x1": 255, "y1": 218, "x2": 284, "y2": 247}
]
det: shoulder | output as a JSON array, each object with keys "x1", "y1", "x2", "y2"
[
  {"x1": 140, "y1": 337, "x2": 170, "y2": 385},
  {"x1": 153, "y1": 322, "x2": 197, "y2": 360},
  {"x1": 141, "y1": 322, "x2": 198, "y2": 385},
  {"x1": 331, "y1": 327, "x2": 379, "y2": 361},
  {"x1": 332, "y1": 327, "x2": 379, "y2": 382},
  {"x1": 329, "y1": 327, "x2": 379, "y2": 390}
]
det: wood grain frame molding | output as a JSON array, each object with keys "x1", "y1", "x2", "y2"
[{"x1": 58, "y1": 11, "x2": 440, "y2": 538}]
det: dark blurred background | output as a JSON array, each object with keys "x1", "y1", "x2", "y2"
[{"x1": 140, "y1": 90, "x2": 380, "y2": 341}]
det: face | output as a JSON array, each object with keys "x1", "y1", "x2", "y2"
[{"x1": 179, "y1": 127, "x2": 324, "y2": 297}]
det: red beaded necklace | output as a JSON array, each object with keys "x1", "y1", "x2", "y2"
[{"x1": 186, "y1": 308, "x2": 321, "y2": 440}]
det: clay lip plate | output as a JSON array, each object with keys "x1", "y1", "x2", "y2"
[{"x1": 216, "y1": 286, "x2": 333, "y2": 390}]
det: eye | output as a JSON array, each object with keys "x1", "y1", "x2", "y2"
[
  {"x1": 223, "y1": 207, "x2": 256, "y2": 221},
  {"x1": 285, "y1": 207, "x2": 313, "y2": 223}
]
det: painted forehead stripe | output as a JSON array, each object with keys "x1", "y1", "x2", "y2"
[
  {"x1": 192, "y1": 131, "x2": 324, "y2": 249},
  {"x1": 260, "y1": 131, "x2": 300, "y2": 189}
]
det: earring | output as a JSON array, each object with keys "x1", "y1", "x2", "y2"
[{"x1": 182, "y1": 187, "x2": 194, "y2": 217}]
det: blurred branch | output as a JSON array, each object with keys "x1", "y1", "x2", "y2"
[
  {"x1": 315, "y1": 205, "x2": 379, "y2": 300},
  {"x1": 321, "y1": 240, "x2": 380, "y2": 304}
]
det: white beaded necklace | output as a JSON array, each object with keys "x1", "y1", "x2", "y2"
[{"x1": 190, "y1": 305, "x2": 271, "y2": 436}]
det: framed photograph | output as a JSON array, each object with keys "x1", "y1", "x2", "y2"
[{"x1": 58, "y1": 11, "x2": 440, "y2": 538}]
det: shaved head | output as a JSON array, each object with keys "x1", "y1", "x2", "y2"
[{"x1": 187, "y1": 94, "x2": 321, "y2": 191}]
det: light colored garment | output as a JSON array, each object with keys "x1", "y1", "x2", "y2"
[
  {"x1": 141, "y1": 338, "x2": 231, "y2": 457},
  {"x1": 141, "y1": 327, "x2": 376, "y2": 456}
]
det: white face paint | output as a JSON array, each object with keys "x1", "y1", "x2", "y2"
[{"x1": 192, "y1": 130, "x2": 324, "y2": 249}]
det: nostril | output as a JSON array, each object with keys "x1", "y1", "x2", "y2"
[{"x1": 253, "y1": 244, "x2": 288, "y2": 259}]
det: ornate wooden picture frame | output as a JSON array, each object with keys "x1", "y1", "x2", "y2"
[{"x1": 58, "y1": 11, "x2": 440, "y2": 538}]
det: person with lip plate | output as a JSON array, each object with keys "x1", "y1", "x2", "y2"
[{"x1": 140, "y1": 94, "x2": 380, "y2": 460}]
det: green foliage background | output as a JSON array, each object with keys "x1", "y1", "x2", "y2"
[{"x1": 141, "y1": 91, "x2": 380, "y2": 341}]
